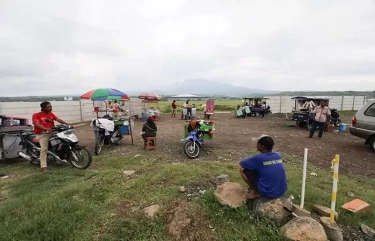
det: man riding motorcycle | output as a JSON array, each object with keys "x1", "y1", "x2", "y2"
[{"x1": 32, "y1": 101, "x2": 72, "y2": 173}]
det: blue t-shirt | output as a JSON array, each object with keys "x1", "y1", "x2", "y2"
[{"x1": 240, "y1": 151, "x2": 287, "y2": 198}]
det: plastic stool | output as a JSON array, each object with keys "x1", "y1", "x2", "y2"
[{"x1": 144, "y1": 137, "x2": 157, "y2": 151}]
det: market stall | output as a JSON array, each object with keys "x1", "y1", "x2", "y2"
[
  {"x1": 138, "y1": 92, "x2": 162, "y2": 122},
  {"x1": 81, "y1": 88, "x2": 135, "y2": 145},
  {"x1": 81, "y1": 88, "x2": 131, "y2": 119}
]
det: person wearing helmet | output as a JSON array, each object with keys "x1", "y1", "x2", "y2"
[{"x1": 32, "y1": 101, "x2": 71, "y2": 173}]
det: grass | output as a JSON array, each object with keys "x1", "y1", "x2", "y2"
[{"x1": 0, "y1": 151, "x2": 374, "y2": 241}]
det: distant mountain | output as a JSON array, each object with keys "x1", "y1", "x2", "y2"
[{"x1": 138, "y1": 79, "x2": 279, "y2": 97}]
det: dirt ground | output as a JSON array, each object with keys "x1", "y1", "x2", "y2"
[{"x1": 76, "y1": 112, "x2": 375, "y2": 178}]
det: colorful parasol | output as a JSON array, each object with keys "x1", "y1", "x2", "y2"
[
  {"x1": 138, "y1": 92, "x2": 162, "y2": 101},
  {"x1": 81, "y1": 88, "x2": 130, "y2": 101}
]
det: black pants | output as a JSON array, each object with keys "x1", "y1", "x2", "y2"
[
  {"x1": 309, "y1": 121, "x2": 326, "y2": 138},
  {"x1": 243, "y1": 169, "x2": 259, "y2": 192}
]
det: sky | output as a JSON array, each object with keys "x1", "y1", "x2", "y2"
[{"x1": 0, "y1": 0, "x2": 375, "y2": 96}]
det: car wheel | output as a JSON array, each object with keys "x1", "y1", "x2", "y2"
[{"x1": 370, "y1": 137, "x2": 375, "y2": 153}]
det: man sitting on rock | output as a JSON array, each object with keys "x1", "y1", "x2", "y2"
[{"x1": 239, "y1": 134, "x2": 287, "y2": 199}]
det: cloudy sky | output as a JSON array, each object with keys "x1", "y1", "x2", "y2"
[{"x1": 1, "y1": 0, "x2": 374, "y2": 96}]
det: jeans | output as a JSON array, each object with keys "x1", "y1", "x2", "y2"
[
  {"x1": 309, "y1": 121, "x2": 326, "y2": 138},
  {"x1": 36, "y1": 133, "x2": 52, "y2": 168}
]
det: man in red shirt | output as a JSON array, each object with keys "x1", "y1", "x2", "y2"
[
  {"x1": 32, "y1": 101, "x2": 70, "y2": 172},
  {"x1": 171, "y1": 100, "x2": 177, "y2": 118}
]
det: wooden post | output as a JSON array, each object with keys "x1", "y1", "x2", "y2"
[{"x1": 279, "y1": 96, "x2": 282, "y2": 113}]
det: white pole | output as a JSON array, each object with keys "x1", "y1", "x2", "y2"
[
  {"x1": 300, "y1": 148, "x2": 308, "y2": 208},
  {"x1": 330, "y1": 154, "x2": 340, "y2": 223}
]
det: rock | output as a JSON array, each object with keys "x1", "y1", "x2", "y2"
[
  {"x1": 167, "y1": 202, "x2": 195, "y2": 241},
  {"x1": 123, "y1": 170, "x2": 136, "y2": 176},
  {"x1": 292, "y1": 204, "x2": 311, "y2": 217},
  {"x1": 347, "y1": 191, "x2": 356, "y2": 198},
  {"x1": 360, "y1": 224, "x2": 375, "y2": 238},
  {"x1": 134, "y1": 154, "x2": 140, "y2": 157},
  {"x1": 310, "y1": 172, "x2": 318, "y2": 176},
  {"x1": 214, "y1": 182, "x2": 247, "y2": 208},
  {"x1": 252, "y1": 196, "x2": 293, "y2": 225},
  {"x1": 320, "y1": 217, "x2": 343, "y2": 241},
  {"x1": 179, "y1": 186, "x2": 186, "y2": 192},
  {"x1": 1, "y1": 175, "x2": 9, "y2": 179},
  {"x1": 143, "y1": 204, "x2": 160, "y2": 218},
  {"x1": 211, "y1": 174, "x2": 230, "y2": 185},
  {"x1": 280, "y1": 217, "x2": 328, "y2": 241},
  {"x1": 312, "y1": 204, "x2": 338, "y2": 220}
]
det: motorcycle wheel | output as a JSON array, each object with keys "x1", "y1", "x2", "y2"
[
  {"x1": 27, "y1": 148, "x2": 40, "y2": 165},
  {"x1": 112, "y1": 131, "x2": 123, "y2": 145},
  {"x1": 69, "y1": 146, "x2": 92, "y2": 169},
  {"x1": 334, "y1": 119, "x2": 342, "y2": 127},
  {"x1": 94, "y1": 135, "x2": 105, "y2": 155},
  {"x1": 184, "y1": 140, "x2": 200, "y2": 159}
]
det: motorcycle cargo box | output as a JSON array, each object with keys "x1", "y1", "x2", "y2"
[{"x1": 184, "y1": 120, "x2": 214, "y2": 140}]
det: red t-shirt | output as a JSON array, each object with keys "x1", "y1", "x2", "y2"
[
  {"x1": 172, "y1": 103, "x2": 177, "y2": 109},
  {"x1": 32, "y1": 112, "x2": 58, "y2": 134}
]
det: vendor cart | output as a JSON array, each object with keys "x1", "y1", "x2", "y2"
[
  {"x1": 291, "y1": 96, "x2": 331, "y2": 128},
  {"x1": 242, "y1": 97, "x2": 270, "y2": 117},
  {"x1": 139, "y1": 92, "x2": 162, "y2": 122},
  {"x1": 0, "y1": 115, "x2": 32, "y2": 160}
]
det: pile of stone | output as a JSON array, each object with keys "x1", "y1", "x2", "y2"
[{"x1": 213, "y1": 177, "x2": 373, "y2": 241}]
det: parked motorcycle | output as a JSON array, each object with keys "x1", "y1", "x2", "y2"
[
  {"x1": 184, "y1": 128, "x2": 204, "y2": 159},
  {"x1": 330, "y1": 108, "x2": 342, "y2": 127},
  {"x1": 18, "y1": 124, "x2": 92, "y2": 169},
  {"x1": 183, "y1": 120, "x2": 214, "y2": 159},
  {"x1": 91, "y1": 118, "x2": 123, "y2": 155}
]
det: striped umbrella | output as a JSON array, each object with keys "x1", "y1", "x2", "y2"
[
  {"x1": 138, "y1": 92, "x2": 162, "y2": 101},
  {"x1": 81, "y1": 88, "x2": 130, "y2": 101}
]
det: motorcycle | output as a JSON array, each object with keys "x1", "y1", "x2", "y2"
[
  {"x1": 91, "y1": 118, "x2": 123, "y2": 155},
  {"x1": 183, "y1": 120, "x2": 214, "y2": 159},
  {"x1": 330, "y1": 108, "x2": 342, "y2": 127},
  {"x1": 18, "y1": 124, "x2": 92, "y2": 169}
]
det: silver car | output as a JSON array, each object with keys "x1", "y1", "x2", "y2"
[{"x1": 350, "y1": 99, "x2": 375, "y2": 152}]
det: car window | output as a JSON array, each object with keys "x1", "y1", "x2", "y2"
[{"x1": 364, "y1": 103, "x2": 375, "y2": 117}]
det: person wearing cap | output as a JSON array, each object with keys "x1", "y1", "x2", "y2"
[{"x1": 239, "y1": 134, "x2": 287, "y2": 199}]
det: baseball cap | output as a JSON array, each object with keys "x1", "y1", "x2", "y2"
[
  {"x1": 252, "y1": 134, "x2": 270, "y2": 142},
  {"x1": 252, "y1": 134, "x2": 274, "y2": 150}
]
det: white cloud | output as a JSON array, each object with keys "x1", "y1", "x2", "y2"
[{"x1": 0, "y1": 0, "x2": 374, "y2": 96}]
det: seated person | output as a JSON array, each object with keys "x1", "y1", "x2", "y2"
[
  {"x1": 239, "y1": 135, "x2": 287, "y2": 199},
  {"x1": 141, "y1": 116, "x2": 157, "y2": 143},
  {"x1": 187, "y1": 120, "x2": 200, "y2": 132}
]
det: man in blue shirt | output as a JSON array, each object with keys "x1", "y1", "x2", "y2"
[{"x1": 239, "y1": 134, "x2": 287, "y2": 199}]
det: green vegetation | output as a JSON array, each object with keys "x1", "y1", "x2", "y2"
[
  {"x1": 148, "y1": 100, "x2": 241, "y2": 113},
  {"x1": 0, "y1": 151, "x2": 374, "y2": 241}
]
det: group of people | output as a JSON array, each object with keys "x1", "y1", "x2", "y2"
[
  {"x1": 30, "y1": 98, "x2": 296, "y2": 202},
  {"x1": 171, "y1": 100, "x2": 196, "y2": 120},
  {"x1": 171, "y1": 100, "x2": 211, "y2": 120},
  {"x1": 30, "y1": 97, "x2": 337, "y2": 203}
]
